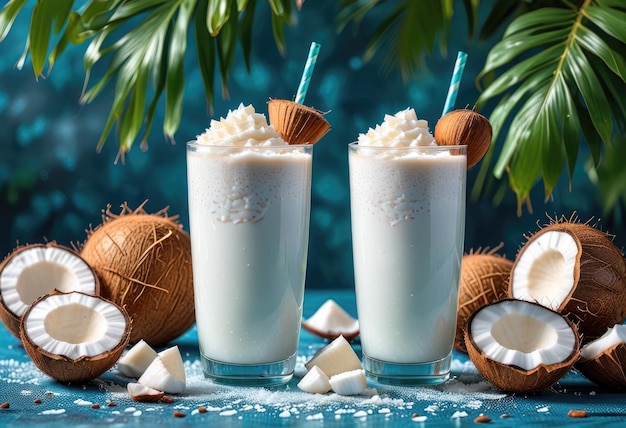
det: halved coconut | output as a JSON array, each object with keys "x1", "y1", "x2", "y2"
[
  {"x1": 465, "y1": 299, "x2": 580, "y2": 393},
  {"x1": 576, "y1": 324, "x2": 626, "y2": 389},
  {"x1": 20, "y1": 291, "x2": 131, "y2": 383},
  {"x1": 301, "y1": 299, "x2": 359, "y2": 341},
  {"x1": 0, "y1": 243, "x2": 99, "y2": 338},
  {"x1": 509, "y1": 221, "x2": 626, "y2": 342}
]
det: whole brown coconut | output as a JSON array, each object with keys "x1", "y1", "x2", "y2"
[
  {"x1": 80, "y1": 202, "x2": 194, "y2": 345},
  {"x1": 509, "y1": 217, "x2": 626, "y2": 343},
  {"x1": 455, "y1": 246, "x2": 513, "y2": 353},
  {"x1": 434, "y1": 108, "x2": 492, "y2": 169}
]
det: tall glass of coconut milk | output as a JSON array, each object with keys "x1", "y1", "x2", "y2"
[
  {"x1": 348, "y1": 108, "x2": 466, "y2": 385},
  {"x1": 186, "y1": 105, "x2": 313, "y2": 385}
]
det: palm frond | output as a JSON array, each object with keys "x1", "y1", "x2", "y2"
[{"x1": 475, "y1": 1, "x2": 626, "y2": 212}]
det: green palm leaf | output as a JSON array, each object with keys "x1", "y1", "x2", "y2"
[{"x1": 475, "y1": 1, "x2": 626, "y2": 211}]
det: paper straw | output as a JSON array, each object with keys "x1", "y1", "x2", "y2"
[
  {"x1": 295, "y1": 42, "x2": 321, "y2": 104},
  {"x1": 442, "y1": 51, "x2": 467, "y2": 116}
]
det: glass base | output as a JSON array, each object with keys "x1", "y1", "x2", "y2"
[
  {"x1": 363, "y1": 351, "x2": 452, "y2": 386},
  {"x1": 200, "y1": 352, "x2": 296, "y2": 386}
]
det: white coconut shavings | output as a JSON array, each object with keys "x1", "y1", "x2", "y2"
[
  {"x1": 412, "y1": 415, "x2": 428, "y2": 422},
  {"x1": 451, "y1": 410, "x2": 468, "y2": 418},
  {"x1": 40, "y1": 409, "x2": 66, "y2": 415},
  {"x1": 537, "y1": 406, "x2": 550, "y2": 413}
]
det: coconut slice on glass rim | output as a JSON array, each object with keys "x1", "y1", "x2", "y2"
[
  {"x1": 20, "y1": 290, "x2": 131, "y2": 383},
  {"x1": 465, "y1": 299, "x2": 580, "y2": 394},
  {"x1": 509, "y1": 221, "x2": 626, "y2": 342},
  {"x1": 0, "y1": 243, "x2": 99, "y2": 338},
  {"x1": 576, "y1": 324, "x2": 626, "y2": 389}
]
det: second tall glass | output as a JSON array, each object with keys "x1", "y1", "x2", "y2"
[
  {"x1": 349, "y1": 143, "x2": 467, "y2": 385},
  {"x1": 187, "y1": 142, "x2": 313, "y2": 386}
]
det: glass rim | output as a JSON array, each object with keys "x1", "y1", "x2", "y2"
[
  {"x1": 348, "y1": 141, "x2": 466, "y2": 151},
  {"x1": 187, "y1": 140, "x2": 314, "y2": 150}
]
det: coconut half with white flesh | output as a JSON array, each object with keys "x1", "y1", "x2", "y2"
[
  {"x1": 509, "y1": 221, "x2": 626, "y2": 342},
  {"x1": 301, "y1": 299, "x2": 359, "y2": 341},
  {"x1": 0, "y1": 243, "x2": 99, "y2": 338},
  {"x1": 465, "y1": 299, "x2": 580, "y2": 393},
  {"x1": 20, "y1": 291, "x2": 131, "y2": 383},
  {"x1": 576, "y1": 324, "x2": 626, "y2": 389}
]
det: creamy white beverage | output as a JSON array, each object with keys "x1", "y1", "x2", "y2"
[
  {"x1": 349, "y1": 108, "x2": 466, "y2": 383},
  {"x1": 187, "y1": 104, "x2": 312, "y2": 382}
]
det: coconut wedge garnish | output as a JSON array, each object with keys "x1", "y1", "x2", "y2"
[
  {"x1": 0, "y1": 243, "x2": 99, "y2": 338},
  {"x1": 19, "y1": 291, "x2": 130, "y2": 383},
  {"x1": 127, "y1": 382, "x2": 165, "y2": 402},
  {"x1": 329, "y1": 369, "x2": 367, "y2": 396},
  {"x1": 138, "y1": 346, "x2": 186, "y2": 394},
  {"x1": 117, "y1": 339, "x2": 158, "y2": 378},
  {"x1": 297, "y1": 365, "x2": 331, "y2": 394},
  {"x1": 465, "y1": 299, "x2": 580, "y2": 394},
  {"x1": 301, "y1": 299, "x2": 359, "y2": 341},
  {"x1": 509, "y1": 220, "x2": 626, "y2": 342},
  {"x1": 305, "y1": 335, "x2": 362, "y2": 377},
  {"x1": 576, "y1": 324, "x2": 626, "y2": 389}
]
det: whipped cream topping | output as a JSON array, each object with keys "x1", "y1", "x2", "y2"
[
  {"x1": 196, "y1": 103, "x2": 287, "y2": 146},
  {"x1": 358, "y1": 108, "x2": 435, "y2": 147}
]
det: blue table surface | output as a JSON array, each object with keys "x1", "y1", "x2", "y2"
[{"x1": 1, "y1": 289, "x2": 625, "y2": 427}]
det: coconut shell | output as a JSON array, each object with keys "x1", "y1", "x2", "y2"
[
  {"x1": 455, "y1": 251, "x2": 513, "y2": 353},
  {"x1": 510, "y1": 221, "x2": 626, "y2": 342},
  {"x1": 0, "y1": 243, "x2": 99, "y2": 339},
  {"x1": 465, "y1": 300, "x2": 580, "y2": 394},
  {"x1": 20, "y1": 291, "x2": 131, "y2": 383},
  {"x1": 434, "y1": 109, "x2": 492, "y2": 169},
  {"x1": 267, "y1": 99, "x2": 330, "y2": 145},
  {"x1": 80, "y1": 203, "x2": 194, "y2": 345},
  {"x1": 576, "y1": 342, "x2": 626, "y2": 389}
]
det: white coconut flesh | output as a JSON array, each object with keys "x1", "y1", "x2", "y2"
[
  {"x1": 580, "y1": 324, "x2": 626, "y2": 361},
  {"x1": 302, "y1": 299, "x2": 359, "y2": 335},
  {"x1": 511, "y1": 231, "x2": 579, "y2": 310},
  {"x1": 23, "y1": 293, "x2": 127, "y2": 360},
  {"x1": 471, "y1": 300, "x2": 576, "y2": 370},
  {"x1": 1, "y1": 246, "x2": 96, "y2": 317}
]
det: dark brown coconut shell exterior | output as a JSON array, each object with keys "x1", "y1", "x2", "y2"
[
  {"x1": 465, "y1": 299, "x2": 580, "y2": 394},
  {"x1": 455, "y1": 252, "x2": 513, "y2": 353},
  {"x1": 510, "y1": 222, "x2": 626, "y2": 342},
  {"x1": 267, "y1": 99, "x2": 331, "y2": 145},
  {"x1": 80, "y1": 204, "x2": 194, "y2": 345},
  {"x1": 19, "y1": 291, "x2": 131, "y2": 383},
  {"x1": 576, "y1": 342, "x2": 626, "y2": 389},
  {"x1": 0, "y1": 243, "x2": 99, "y2": 339}
]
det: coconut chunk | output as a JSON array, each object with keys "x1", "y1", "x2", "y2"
[
  {"x1": 118, "y1": 340, "x2": 158, "y2": 378},
  {"x1": 127, "y1": 382, "x2": 165, "y2": 402},
  {"x1": 470, "y1": 299, "x2": 576, "y2": 370},
  {"x1": 305, "y1": 335, "x2": 362, "y2": 377},
  {"x1": 329, "y1": 369, "x2": 367, "y2": 395},
  {"x1": 580, "y1": 325, "x2": 626, "y2": 361},
  {"x1": 138, "y1": 346, "x2": 185, "y2": 394},
  {"x1": 297, "y1": 365, "x2": 331, "y2": 394},
  {"x1": 511, "y1": 231, "x2": 578, "y2": 311},
  {"x1": 301, "y1": 299, "x2": 359, "y2": 340}
]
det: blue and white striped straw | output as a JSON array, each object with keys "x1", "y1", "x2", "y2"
[
  {"x1": 295, "y1": 42, "x2": 321, "y2": 104},
  {"x1": 442, "y1": 51, "x2": 468, "y2": 116}
]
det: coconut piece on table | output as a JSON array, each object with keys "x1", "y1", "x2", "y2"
[
  {"x1": 117, "y1": 339, "x2": 158, "y2": 378},
  {"x1": 0, "y1": 243, "x2": 99, "y2": 338},
  {"x1": 138, "y1": 345, "x2": 186, "y2": 394},
  {"x1": 297, "y1": 365, "x2": 331, "y2": 394},
  {"x1": 329, "y1": 369, "x2": 367, "y2": 396},
  {"x1": 267, "y1": 99, "x2": 330, "y2": 145},
  {"x1": 509, "y1": 220, "x2": 626, "y2": 342},
  {"x1": 577, "y1": 324, "x2": 626, "y2": 389},
  {"x1": 305, "y1": 335, "x2": 362, "y2": 377},
  {"x1": 127, "y1": 382, "x2": 165, "y2": 402},
  {"x1": 301, "y1": 299, "x2": 359, "y2": 341},
  {"x1": 19, "y1": 291, "x2": 131, "y2": 383},
  {"x1": 465, "y1": 299, "x2": 579, "y2": 394}
]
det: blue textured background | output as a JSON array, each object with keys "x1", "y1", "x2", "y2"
[{"x1": 1, "y1": 1, "x2": 622, "y2": 289}]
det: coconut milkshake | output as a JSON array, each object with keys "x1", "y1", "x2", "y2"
[
  {"x1": 187, "y1": 104, "x2": 312, "y2": 385},
  {"x1": 349, "y1": 108, "x2": 466, "y2": 385}
]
